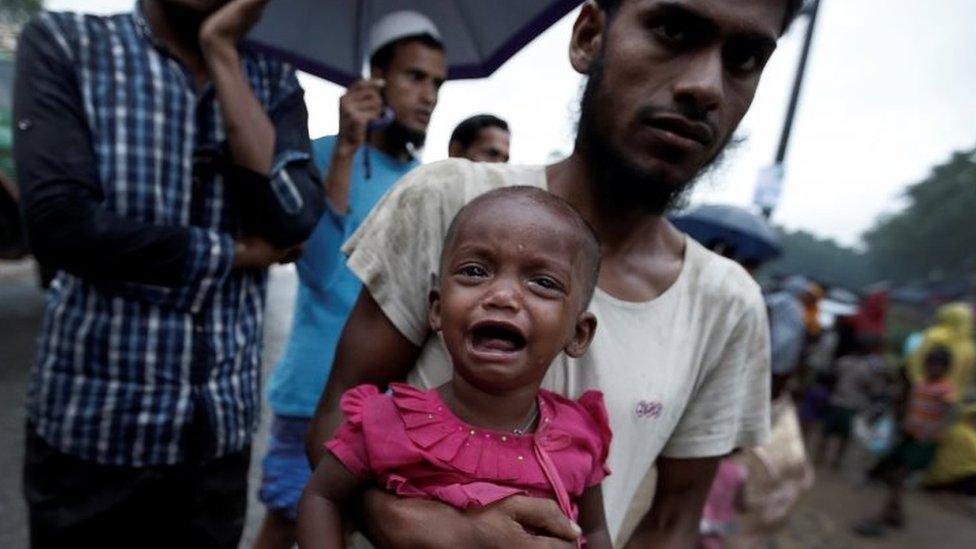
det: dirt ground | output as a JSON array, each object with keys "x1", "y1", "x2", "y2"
[{"x1": 765, "y1": 464, "x2": 976, "y2": 549}]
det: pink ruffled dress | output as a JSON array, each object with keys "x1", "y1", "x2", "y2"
[{"x1": 326, "y1": 383, "x2": 612, "y2": 522}]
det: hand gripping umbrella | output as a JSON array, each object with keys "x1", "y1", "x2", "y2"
[{"x1": 248, "y1": 0, "x2": 581, "y2": 177}]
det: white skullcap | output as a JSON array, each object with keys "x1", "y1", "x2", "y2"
[{"x1": 369, "y1": 10, "x2": 442, "y2": 59}]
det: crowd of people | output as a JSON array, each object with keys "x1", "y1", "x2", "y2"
[
  {"x1": 749, "y1": 280, "x2": 975, "y2": 542},
  {"x1": 10, "y1": 1, "x2": 973, "y2": 548},
  {"x1": 680, "y1": 255, "x2": 976, "y2": 546}
]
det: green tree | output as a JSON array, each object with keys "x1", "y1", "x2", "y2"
[
  {"x1": 0, "y1": 0, "x2": 42, "y2": 25},
  {"x1": 763, "y1": 228, "x2": 873, "y2": 290},
  {"x1": 863, "y1": 148, "x2": 976, "y2": 285}
]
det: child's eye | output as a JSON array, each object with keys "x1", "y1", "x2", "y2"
[
  {"x1": 457, "y1": 265, "x2": 488, "y2": 278},
  {"x1": 530, "y1": 276, "x2": 564, "y2": 293}
]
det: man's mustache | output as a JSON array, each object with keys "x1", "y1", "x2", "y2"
[{"x1": 636, "y1": 105, "x2": 718, "y2": 147}]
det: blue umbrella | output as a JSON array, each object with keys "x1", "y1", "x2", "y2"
[
  {"x1": 670, "y1": 204, "x2": 782, "y2": 263},
  {"x1": 247, "y1": 0, "x2": 582, "y2": 86}
]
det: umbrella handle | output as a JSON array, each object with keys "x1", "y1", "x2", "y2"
[
  {"x1": 363, "y1": 137, "x2": 372, "y2": 180},
  {"x1": 362, "y1": 107, "x2": 393, "y2": 180}
]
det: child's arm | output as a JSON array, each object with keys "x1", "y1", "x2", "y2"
[
  {"x1": 296, "y1": 452, "x2": 367, "y2": 548},
  {"x1": 578, "y1": 485, "x2": 612, "y2": 549}
]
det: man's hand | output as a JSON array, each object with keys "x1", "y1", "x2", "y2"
[
  {"x1": 199, "y1": 0, "x2": 269, "y2": 52},
  {"x1": 232, "y1": 236, "x2": 302, "y2": 269},
  {"x1": 363, "y1": 489, "x2": 581, "y2": 548},
  {"x1": 321, "y1": 79, "x2": 385, "y2": 213},
  {"x1": 467, "y1": 496, "x2": 582, "y2": 548},
  {"x1": 335, "y1": 79, "x2": 385, "y2": 155}
]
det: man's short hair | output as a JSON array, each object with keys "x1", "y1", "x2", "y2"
[
  {"x1": 369, "y1": 34, "x2": 445, "y2": 71},
  {"x1": 593, "y1": 0, "x2": 805, "y2": 34},
  {"x1": 449, "y1": 114, "x2": 510, "y2": 149}
]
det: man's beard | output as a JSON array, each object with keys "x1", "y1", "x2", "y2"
[
  {"x1": 383, "y1": 120, "x2": 426, "y2": 157},
  {"x1": 575, "y1": 58, "x2": 726, "y2": 215}
]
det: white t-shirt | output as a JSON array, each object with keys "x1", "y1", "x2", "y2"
[{"x1": 343, "y1": 159, "x2": 771, "y2": 544}]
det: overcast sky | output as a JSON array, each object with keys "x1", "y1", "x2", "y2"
[{"x1": 45, "y1": 0, "x2": 976, "y2": 247}]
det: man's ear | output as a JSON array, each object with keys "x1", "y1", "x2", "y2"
[
  {"x1": 564, "y1": 311, "x2": 597, "y2": 358},
  {"x1": 569, "y1": 1, "x2": 606, "y2": 75},
  {"x1": 448, "y1": 141, "x2": 465, "y2": 159},
  {"x1": 428, "y1": 287, "x2": 442, "y2": 332},
  {"x1": 369, "y1": 65, "x2": 386, "y2": 80}
]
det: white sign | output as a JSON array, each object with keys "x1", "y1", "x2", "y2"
[{"x1": 753, "y1": 164, "x2": 785, "y2": 212}]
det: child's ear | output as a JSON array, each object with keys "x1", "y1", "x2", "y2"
[
  {"x1": 428, "y1": 288, "x2": 442, "y2": 332},
  {"x1": 564, "y1": 311, "x2": 597, "y2": 358}
]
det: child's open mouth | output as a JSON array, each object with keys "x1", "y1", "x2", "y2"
[{"x1": 469, "y1": 320, "x2": 527, "y2": 357}]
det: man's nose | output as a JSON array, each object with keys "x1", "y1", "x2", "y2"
[
  {"x1": 672, "y1": 48, "x2": 724, "y2": 118},
  {"x1": 420, "y1": 80, "x2": 438, "y2": 107}
]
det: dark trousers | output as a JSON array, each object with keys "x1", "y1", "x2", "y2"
[{"x1": 23, "y1": 425, "x2": 250, "y2": 549}]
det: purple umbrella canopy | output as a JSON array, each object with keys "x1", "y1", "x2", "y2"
[{"x1": 247, "y1": 0, "x2": 582, "y2": 86}]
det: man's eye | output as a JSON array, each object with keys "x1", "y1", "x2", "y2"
[
  {"x1": 725, "y1": 44, "x2": 768, "y2": 75},
  {"x1": 652, "y1": 20, "x2": 690, "y2": 45},
  {"x1": 458, "y1": 265, "x2": 487, "y2": 277}
]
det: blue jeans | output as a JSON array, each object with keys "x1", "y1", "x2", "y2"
[{"x1": 258, "y1": 415, "x2": 312, "y2": 520}]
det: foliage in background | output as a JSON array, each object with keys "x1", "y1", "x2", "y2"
[
  {"x1": 764, "y1": 144, "x2": 976, "y2": 297},
  {"x1": 0, "y1": 0, "x2": 43, "y2": 26},
  {"x1": 0, "y1": 107, "x2": 13, "y2": 177},
  {"x1": 0, "y1": 0, "x2": 39, "y2": 175},
  {"x1": 863, "y1": 149, "x2": 976, "y2": 286},
  {"x1": 762, "y1": 227, "x2": 874, "y2": 290}
]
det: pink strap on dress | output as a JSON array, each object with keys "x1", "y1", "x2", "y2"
[{"x1": 533, "y1": 441, "x2": 584, "y2": 549}]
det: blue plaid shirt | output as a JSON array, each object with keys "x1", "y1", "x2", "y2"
[{"x1": 14, "y1": 9, "x2": 322, "y2": 466}]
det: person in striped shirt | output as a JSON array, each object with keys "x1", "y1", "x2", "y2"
[
  {"x1": 856, "y1": 345, "x2": 958, "y2": 537},
  {"x1": 13, "y1": 1, "x2": 323, "y2": 546}
]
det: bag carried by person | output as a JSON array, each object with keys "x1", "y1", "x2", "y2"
[
  {"x1": 729, "y1": 396, "x2": 815, "y2": 546},
  {"x1": 853, "y1": 404, "x2": 897, "y2": 456}
]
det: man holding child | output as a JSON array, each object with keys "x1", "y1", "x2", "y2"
[{"x1": 305, "y1": 0, "x2": 804, "y2": 547}]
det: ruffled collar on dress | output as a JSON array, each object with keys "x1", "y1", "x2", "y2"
[{"x1": 389, "y1": 383, "x2": 573, "y2": 481}]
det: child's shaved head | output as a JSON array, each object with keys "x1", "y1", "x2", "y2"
[{"x1": 440, "y1": 186, "x2": 601, "y2": 307}]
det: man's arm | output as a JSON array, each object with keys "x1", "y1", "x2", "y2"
[
  {"x1": 13, "y1": 16, "x2": 292, "y2": 288},
  {"x1": 323, "y1": 79, "x2": 384, "y2": 214},
  {"x1": 624, "y1": 456, "x2": 720, "y2": 548},
  {"x1": 201, "y1": 0, "x2": 323, "y2": 249},
  {"x1": 577, "y1": 485, "x2": 612, "y2": 549},
  {"x1": 200, "y1": 0, "x2": 273, "y2": 175}
]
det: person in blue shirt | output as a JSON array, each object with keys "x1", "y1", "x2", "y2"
[{"x1": 254, "y1": 11, "x2": 447, "y2": 548}]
